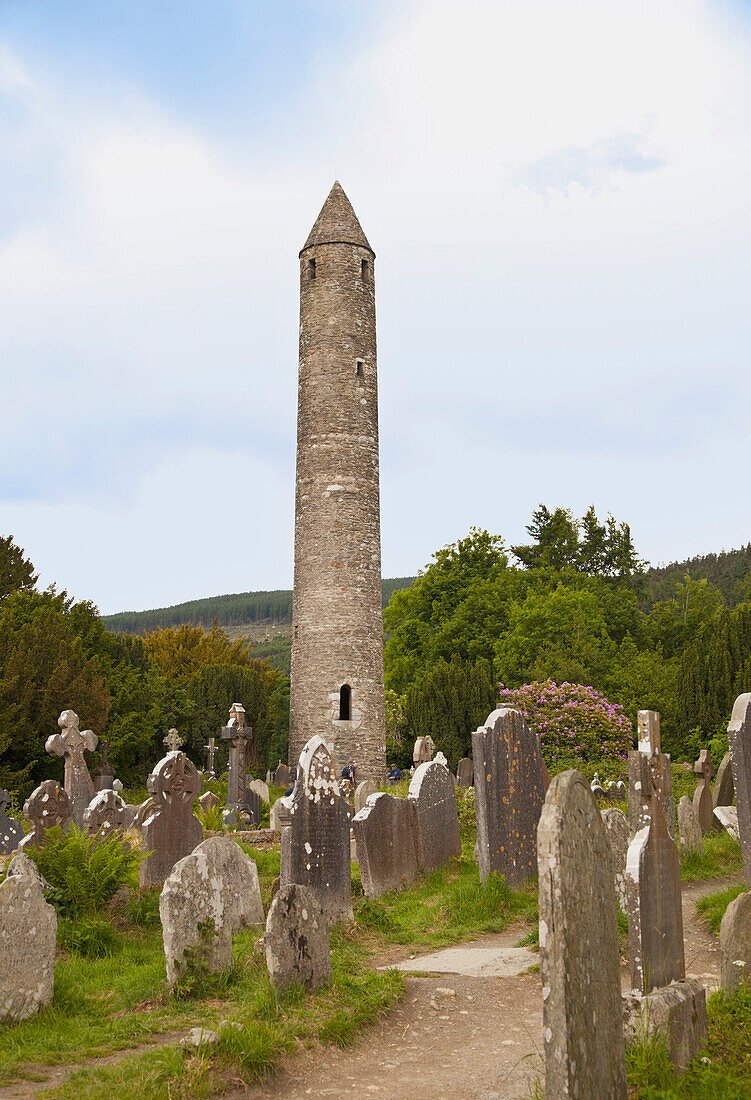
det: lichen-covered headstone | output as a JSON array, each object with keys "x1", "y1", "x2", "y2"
[
  {"x1": 601, "y1": 807, "x2": 629, "y2": 910},
  {"x1": 45, "y1": 709, "x2": 97, "y2": 829},
  {"x1": 20, "y1": 780, "x2": 72, "y2": 851},
  {"x1": 678, "y1": 795, "x2": 703, "y2": 854},
  {"x1": 472, "y1": 708, "x2": 545, "y2": 886},
  {"x1": 0, "y1": 875, "x2": 57, "y2": 1023},
  {"x1": 628, "y1": 710, "x2": 675, "y2": 840},
  {"x1": 353, "y1": 792, "x2": 418, "y2": 897},
  {"x1": 626, "y1": 790, "x2": 685, "y2": 993},
  {"x1": 140, "y1": 752, "x2": 203, "y2": 887},
  {"x1": 408, "y1": 759, "x2": 461, "y2": 874},
  {"x1": 265, "y1": 882, "x2": 331, "y2": 993},
  {"x1": 354, "y1": 779, "x2": 378, "y2": 814},
  {"x1": 274, "y1": 761, "x2": 290, "y2": 789},
  {"x1": 83, "y1": 789, "x2": 129, "y2": 838},
  {"x1": 693, "y1": 749, "x2": 714, "y2": 835},
  {"x1": 720, "y1": 890, "x2": 751, "y2": 994},
  {"x1": 538, "y1": 769, "x2": 627, "y2": 1099},
  {"x1": 160, "y1": 837, "x2": 264, "y2": 983},
  {"x1": 221, "y1": 703, "x2": 254, "y2": 817},
  {"x1": 0, "y1": 790, "x2": 23, "y2": 855},
  {"x1": 456, "y1": 758, "x2": 474, "y2": 788},
  {"x1": 714, "y1": 804, "x2": 740, "y2": 842},
  {"x1": 623, "y1": 979, "x2": 707, "y2": 1072},
  {"x1": 280, "y1": 735, "x2": 352, "y2": 922},
  {"x1": 713, "y1": 751, "x2": 734, "y2": 809},
  {"x1": 728, "y1": 693, "x2": 751, "y2": 887}
]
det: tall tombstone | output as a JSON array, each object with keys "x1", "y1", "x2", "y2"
[
  {"x1": 720, "y1": 890, "x2": 751, "y2": 995},
  {"x1": 0, "y1": 874, "x2": 57, "y2": 1023},
  {"x1": 221, "y1": 703, "x2": 253, "y2": 815},
  {"x1": 728, "y1": 693, "x2": 751, "y2": 887},
  {"x1": 601, "y1": 807, "x2": 630, "y2": 911},
  {"x1": 472, "y1": 708, "x2": 545, "y2": 886},
  {"x1": 678, "y1": 795, "x2": 703, "y2": 854},
  {"x1": 456, "y1": 758, "x2": 474, "y2": 788},
  {"x1": 353, "y1": 792, "x2": 418, "y2": 897},
  {"x1": 45, "y1": 709, "x2": 97, "y2": 828},
  {"x1": 713, "y1": 751, "x2": 734, "y2": 809},
  {"x1": 628, "y1": 710, "x2": 675, "y2": 840},
  {"x1": 626, "y1": 789, "x2": 685, "y2": 993},
  {"x1": 693, "y1": 749, "x2": 714, "y2": 835},
  {"x1": 140, "y1": 752, "x2": 203, "y2": 887},
  {"x1": 408, "y1": 759, "x2": 461, "y2": 874},
  {"x1": 538, "y1": 770, "x2": 627, "y2": 1099},
  {"x1": 280, "y1": 735, "x2": 352, "y2": 923},
  {"x1": 20, "y1": 780, "x2": 72, "y2": 851},
  {"x1": 0, "y1": 790, "x2": 24, "y2": 855}
]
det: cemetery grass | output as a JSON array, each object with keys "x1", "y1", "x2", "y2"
[
  {"x1": 679, "y1": 832, "x2": 743, "y2": 883},
  {"x1": 696, "y1": 883, "x2": 747, "y2": 934}
]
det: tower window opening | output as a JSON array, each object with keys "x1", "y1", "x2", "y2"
[
  {"x1": 355, "y1": 360, "x2": 364, "y2": 378},
  {"x1": 361, "y1": 258, "x2": 369, "y2": 280},
  {"x1": 308, "y1": 257, "x2": 316, "y2": 279},
  {"x1": 339, "y1": 684, "x2": 351, "y2": 721}
]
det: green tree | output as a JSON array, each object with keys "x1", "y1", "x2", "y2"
[
  {"x1": 0, "y1": 534, "x2": 38, "y2": 602},
  {"x1": 512, "y1": 505, "x2": 580, "y2": 571},
  {"x1": 402, "y1": 657, "x2": 497, "y2": 772}
]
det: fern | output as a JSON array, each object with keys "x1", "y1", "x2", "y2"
[{"x1": 27, "y1": 825, "x2": 142, "y2": 917}]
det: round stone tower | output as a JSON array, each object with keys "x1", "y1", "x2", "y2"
[{"x1": 290, "y1": 182, "x2": 386, "y2": 781}]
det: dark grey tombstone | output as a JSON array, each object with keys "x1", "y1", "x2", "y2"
[
  {"x1": 693, "y1": 749, "x2": 714, "y2": 835},
  {"x1": 274, "y1": 761, "x2": 290, "y2": 789},
  {"x1": 221, "y1": 703, "x2": 253, "y2": 816},
  {"x1": 407, "y1": 760, "x2": 461, "y2": 874},
  {"x1": 471, "y1": 708, "x2": 545, "y2": 886},
  {"x1": 93, "y1": 739, "x2": 116, "y2": 792},
  {"x1": 265, "y1": 883, "x2": 331, "y2": 993},
  {"x1": 244, "y1": 787, "x2": 262, "y2": 825},
  {"x1": 729, "y1": 693, "x2": 751, "y2": 887},
  {"x1": 280, "y1": 735, "x2": 352, "y2": 923},
  {"x1": 19, "y1": 780, "x2": 72, "y2": 851},
  {"x1": 353, "y1": 792, "x2": 418, "y2": 897},
  {"x1": 714, "y1": 751, "x2": 734, "y2": 809},
  {"x1": 45, "y1": 709, "x2": 97, "y2": 829},
  {"x1": 0, "y1": 790, "x2": 23, "y2": 855},
  {"x1": 678, "y1": 795, "x2": 703, "y2": 854},
  {"x1": 456, "y1": 758, "x2": 474, "y2": 788},
  {"x1": 538, "y1": 770, "x2": 627, "y2": 1099},
  {"x1": 140, "y1": 752, "x2": 203, "y2": 887}
]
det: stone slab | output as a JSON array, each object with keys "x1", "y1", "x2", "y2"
[
  {"x1": 602, "y1": 807, "x2": 630, "y2": 911},
  {"x1": 623, "y1": 979, "x2": 707, "y2": 1073},
  {"x1": 265, "y1": 882, "x2": 331, "y2": 994},
  {"x1": 720, "y1": 889, "x2": 751, "y2": 994},
  {"x1": 714, "y1": 805, "x2": 740, "y2": 843},
  {"x1": 713, "y1": 752, "x2": 734, "y2": 809},
  {"x1": 456, "y1": 758, "x2": 474, "y2": 788},
  {"x1": 387, "y1": 945, "x2": 537, "y2": 977},
  {"x1": 678, "y1": 795, "x2": 703, "y2": 854},
  {"x1": 353, "y1": 792, "x2": 418, "y2": 897}
]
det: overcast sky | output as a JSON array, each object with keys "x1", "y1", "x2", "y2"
[{"x1": 2, "y1": 0, "x2": 751, "y2": 615}]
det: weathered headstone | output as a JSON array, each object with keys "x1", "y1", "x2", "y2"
[
  {"x1": 472, "y1": 708, "x2": 545, "y2": 886},
  {"x1": 140, "y1": 752, "x2": 203, "y2": 887},
  {"x1": 269, "y1": 796, "x2": 290, "y2": 834},
  {"x1": 623, "y1": 979, "x2": 707, "y2": 1072},
  {"x1": 0, "y1": 875, "x2": 57, "y2": 1023},
  {"x1": 728, "y1": 693, "x2": 751, "y2": 887},
  {"x1": 6, "y1": 852, "x2": 53, "y2": 892},
  {"x1": 274, "y1": 761, "x2": 290, "y2": 789},
  {"x1": 93, "y1": 738, "x2": 116, "y2": 792},
  {"x1": 198, "y1": 791, "x2": 220, "y2": 812},
  {"x1": 221, "y1": 704, "x2": 253, "y2": 816},
  {"x1": 626, "y1": 790, "x2": 685, "y2": 993},
  {"x1": 456, "y1": 758, "x2": 474, "y2": 788},
  {"x1": 280, "y1": 735, "x2": 352, "y2": 922},
  {"x1": 45, "y1": 709, "x2": 97, "y2": 828},
  {"x1": 720, "y1": 890, "x2": 751, "y2": 994},
  {"x1": 353, "y1": 792, "x2": 418, "y2": 897},
  {"x1": 354, "y1": 779, "x2": 378, "y2": 814},
  {"x1": 678, "y1": 795, "x2": 703, "y2": 854},
  {"x1": 0, "y1": 790, "x2": 23, "y2": 855},
  {"x1": 408, "y1": 759, "x2": 461, "y2": 874},
  {"x1": 713, "y1": 751, "x2": 734, "y2": 809},
  {"x1": 601, "y1": 807, "x2": 630, "y2": 910},
  {"x1": 204, "y1": 736, "x2": 217, "y2": 780},
  {"x1": 628, "y1": 710, "x2": 675, "y2": 840},
  {"x1": 249, "y1": 778, "x2": 270, "y2": 805},
  {"x1": 163, "y1": 728, "x2": 183, "y2": 752},
  {"x1": 265, "y1": 882, "x2": 331, "y2": 994},
  {"x1": 538, "y1": 770, "x2": 627, "y2": 1099},
  {"x1": 160, "y1": 836, "x2": 264, "y2": 984},
  {"x1": 83, "y1": 789, "x2": 129, "y2": 838},
  {"x1": 244, "y1": 787, "x2": 262, "y2": 825},
  {"x1": 714, "y1": 804, "x2": 740, "y2": 843},
  {"x1": 693, "y1": 749, "x2": 714, "y2": 835},
  {"x1": 20, "y1": 780, "x2": 72, "y2": 851},
  {"x1": 413, "y1": 735, "x2": 435, "y2": 766}
]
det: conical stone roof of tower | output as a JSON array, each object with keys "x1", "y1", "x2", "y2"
[{"x1": 301, "y1": 181, "x2": 373, "y2": 253}]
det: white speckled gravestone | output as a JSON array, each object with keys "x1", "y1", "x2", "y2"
[
  {"x1": 720, "y1": 890, "x2": 751, "y2": 994},
  {"x1": 728, "y1": 693, "x2": 751, "y2": 887},
  {"x1": 0, "y1": 790, "x2": 23, "y2": 854},
  {"x1": 678, "y1": 795, "x2": 703, "y2": 854},
  {"x1": 628, "y1": 710, "x2": 676, "y2": 840},
  {"x1": 408, "y1": 759, "x2": 461, "y2": 874},
  {"x1": 353, "y1": 792, "x2": 418, "y2": 897},
  {"x1": 538, "y1": 769, "x2": 627, "y2": 1099},
  {"x1": 601, "y1": 807, "x2": 629, "y2": 910},
  {"x1": 140, "y1": 752, "x2": 203, "y2": 887},
  {"x1": 83, "y1": 789, "x2": 129, "y2": 838},
  {"x1": 160, "y1": 837, "x2": 264, "y2": 984},
  {"x1": 0, "y1": 874, "x2": 57, "y2": 1023},
  {"x1": 354, "y1": 779, "x2": 378, "y2": 814},
  {"x1": 45, "y1": 709, "x2": 97, "y2": 829},
  {"x1": 265, "y1": 882, "x2": 331, "y2": 993},
  {"x1": 20, "y1": 780, "x2": 72, "y2": 851}
]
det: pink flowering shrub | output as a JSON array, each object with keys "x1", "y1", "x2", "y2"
[{"x1": 497, "y1": 679, "x2": 632, "y2": 774}]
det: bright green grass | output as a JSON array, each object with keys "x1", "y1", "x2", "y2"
[
  {"x1": 697, "y1": 884, "x2": 747, "y2": 935},
  {"x1": 680, "y1": 832, "x2": 743, "y2": 883}
]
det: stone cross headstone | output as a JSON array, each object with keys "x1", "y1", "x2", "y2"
[
  {"x1": 408, "y1": 759, "x2": 461, "y2": 874},
  {"x1": 720, "y1": 890, "x2": 751, "y2": 994},
  {"x1": 354, "y1": 779, "x2": 378, "y2": 814},
  {"x1": 0, "y1": 790, "x2": 23, "y2": 855},
  {"x1": 728, "y1": 693, "x2": 751, "y2": 887},
  {"x1": 413, "y1": 735, "x2": 435, "y2": 766},
  {"x1": 274, "y1": 760, "x2": 290, "y2": 789},
  {"x1": 353, "y1": 792, "x2": 418, "y2": 897},
  {"x1": 628, "y1": 709, "x2": 675, "y2": 840},
  {"x1": 456, "y1": 757, "x2": 474, "y2": 788},
  {"x1": 19, "y1": 780, "x2": 72, "y2": 851},
  {"x1": 83, "y1": 789, "x2": 129, "y2": 839},
  {"x1": 472, "y1": 708, "x2": 545, "y2": 886},
  {"x1": 626, "y1": 789, "x2": 685, "y2": 993},
  {"x1": 198, "y1": 791, "x2": 219, "y2": 813},
  {"x1": 221, "y1": 704, "x2": 253, "y2": 815},
  {"x1": 93, "y1": 739, "x2": 116, "y2": 792},
  {"x1": 204, "y1": 736, "x2": 217, "y2": 780},
  {"x1": 45, "y1": 709, "x2": 97, "y2": 829},
  {"x1": 678, "y1": 794, "x2": 703, "y2": 854},
  {"x1": 713, "y1": 751, "x2": 734, "y2": 809},
  {"x1": 538, "y1": 770, "x2": 627, "y2": 1099},
  {"x1": 140, "y1": 752, "x2": 203, "y2": 887},
  {"x1": 601, "y1": 807, "x2": 630, "y2": 911},
  {"x1": 693, "y1": 749, "x2": 714, "y2": 835},
  {"x1": 280, "y1": 735, "x2": 352, "y2": 922},
  {"x1": 265, "y1": 882, "x2": 331, "y2": 993},
  {"x1": 0, "y1": 875, "x2": 57, "y2": 1023},
  {"x1": 163, "y1": 728, "x2": 183, "y2": 753}
]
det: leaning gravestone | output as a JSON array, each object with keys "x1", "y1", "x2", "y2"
[
  {"x1": 678, "y1": 795, "x2": 703, "y2": 854},
  {"x1": 280, "y1": 735, "x2": 352, "y2": 922},
  {"x1": 456, "y1": 758, "x2": 474, "y2": 788},
  {"x1": 408, "y1": 759, "x2": 461, "y2": 874},
  {"x1": 693, "y1": 749, "x2": 715, "y2": 835},
  {"x1": 628, "y1": 710, "x2": 675, "y2": 841},
  {"x1": 45, "y1": 709, "x2": 98, "y2": 829},
  {"x1": 0, "y1": 790, "x2": 23, "y2": 854},
  {"x1": 538, "y1": 770, "x2": 627, "y2": 1100},
  {"x1": 601, "y1": 807, "x2": 630, "y2": 910},
  {"x1": 353, "y1": 792, "x2": 418, "y2": 897},
  {"x1": 140, "y1": 752, "x2": 203, "y2": 887},
  {"x1": 720, "y1": 890, "x2": 751, "y2": 994},
  {"x1": 714, "y1": 751, "x2": 734, "y2": 809},
  {"x1": 274, "y1": 762, "x2": 290, "y2": 789},
  {"x1": 472, "y1": 708, "x2": 545, "y2": 886},
  {"x1": 0, "y1": 875, "x2": 57, "y2": 1023},
  {"x1": 714, "y1": 804, "x2": 740, "y2": 843},
  {"x1": 354, "y1": 779, "x2": 378, "y2": 814},
  {"x1": 160, "y1": 837, "x2": 264, "y2": 984},
  {"x1": 20, "y1": 780, "x2": 72, "y2": 851},
  {"x1": 728, "y1": 693, "x2": 751, "y2": 887},
  {"x1": 83, "y1": 789, "x2": 129, "y2": 838},
  {"x1": 265, "y1": 882, "x2": 331, "y2": 994}
]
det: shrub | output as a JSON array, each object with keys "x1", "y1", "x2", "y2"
[
  {"x1": 27, "y1": 825, "x2": 141, "y2": 917},
  {"x1": 58, "y1": 914, "x2": 121, "y2": 958}
]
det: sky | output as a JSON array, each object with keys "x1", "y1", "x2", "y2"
[{"x1": 2, "y1": 0, "x2": 751, "y2": 615}]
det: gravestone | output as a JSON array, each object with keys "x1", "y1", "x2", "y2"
[
  {"x1": 626, "y1": 789, "x2": 685, "y2": 993},
  {"x1": 274, "y1": 761, "x2": 290, "y2": 789},
  {"x1": 45, "y1": 709, "x2": 97, "y2": 828},
  {"x1": 83, "y1": 789, "x2": 129, "y2": 838},
  {"x1": 265, "y1": 882, "x2": 331, "y2": 994},
  {"x1": 456, "y1": 758, "x2": 474, "y2": 788},
  {"x1": 244, "y1": 787, "x2": 262, "y2": 825},
  {"x1": 280, "y1": 735, "x2": 352, "y2": 922},
  {"x1": 720, "y1": 890, "x2": 751, "y2": 994},
  {"x1": 693, "y1": 749, "x2": 714, "y2": 835},
  {"x1": 0, "y1": 790, "x2": 23, "y2": 855},
  {"x1": 160, "y1": 837, "x2": 264, "y2": 984},
  {"x1": 628, "y1": 710, "x2": 675, "y2": 840},
  {"x1": 408, "y1": 759, "x2": 461, "y2": 874},
  {"x1": 713, "y1": 751, "x2": 734, "y2": 809},
  {"x1": 140, "y1": 752, "x2": 203, "y2": 887},
  {"x1": 163, "y1": 728, "x2": 183, "y2": 752},
  {"x1": 714, "y1": 804, "x2": 740, "y2": 843},
  {"x1": 198, "y1": 791, "x2": 219, "y2": 812},
  {"x1": 20, "y1": 780, "x2": 72, "y2": 851},
  {"x1": 537, "y1": 770, "x2": 627, "y2": 1099},
  {"x1": 728, "y1": 693, "x2": 751, "y2": 887},
  {"x1": 0, "y1": 875, "x2": 57, "y2": 1023},
  {"x1": 6, "y1": 852, "x2": 53, "y2": 893},
  {"x1": 93, "y1": 739, "x2": 116, "y2": 792},
  {"x1": 204, "y1": 736, "x2": 217, "y2": 780},
  {"x1": 472, "y1": 708, "x2": 545, "y2": 886},
  {"x1": 678, "y1": 795, "x2": 703, "y2": 854},
  {"x1": 623, "y1": 980, "x2": 707, "y2": 1072},
  {"x1": 601, "y1": 807, "x2": 630, "y2": 910},
  {"x1": 221, "y1": 704, "x2": 253, "y2": 816},
  {"x1": 249, "y1": 778, "x2": 270, "y2": 805},
  {"x1": 354, "y1": 779, "x2": 378, "y2": 814},
  {"x1": 413, "y1": 735, "x2": 435, "y2": 766},
  {"x1": 269, "y1": 797, "x2": 290, "y2": 834},
  {"x1": 353, "y1": 792, "x2": 418, "y2": 897}
]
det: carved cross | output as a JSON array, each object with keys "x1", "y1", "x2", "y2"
[
  {"x1": 163, "y1": 728, "x2": 183, "y2": 753},
  {"x1": 694, "y1": 748, "x2": 714, "y2": 783},
  {"x1": 221, "y1": 703, "x2": 253, "y2": 812},
  {"x1": 45, "y1": 709, "x2": 97, "y2": 827},
  {"x1": 204, "y1": 736, "x2": 217, "y2": 777},
  {"x1": 94, "y1": 738, "x2": 116, "y2": 791}
]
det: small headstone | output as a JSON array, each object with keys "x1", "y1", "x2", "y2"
[
  {"x1": 113, "y1": 778, "x2": 123, "y2": 792},
  {"x1": 0, "y1": 875, "x2": 57, "y2": 1023},
  {"x1": 140, "y1": 752, "x2": 203, "y2": 887},
  {"x1": 269, "y1": 797, "x2": 290, "y2": 834},
  {"x1": 274, "y1": 761, "x2": 290, "y2": 789},
  {"x1": 198, "y1": 791, "x2": 220, "y2": 812},
  {"x1": 163, "y1": 728, "x2": 183, "y2": 753},
  {"x1": 264, "y1": 882, "x2": 331, "y2": 994},
  {"x1": 601, "y1": 807, "x2": 630, "y2": 910},
  {"x1": 678, "y1": 795, "x2": 703, "y2": 854},
  {"x1": 538, "y1": 770, "x2": 627, "y2": 1099},
  {"x1": 714, "y1": 804, "x2": 740, "y2": 843},
  {"x1": 83, "y1": 789, "x2": 129, "y2": 838},
  {"x1": 0, "y1": 790, "x2": 23, "y2": 855},
  {"x1": 353, "y1": 792, "x2": 418, "y2": 897},
  {"x1": 280, "y1": 735, "x2": 352, "y2": 922},
  {"x1": 472, "y1": 708, "x2": 545, "y2": 886},
  {"x1": 693, "y1": 749, "x2": 714, "y2": 835},
  {"x1": 221, "y1": 704, "x2": 254, "y2": 816},
  {"x1": 456, "y1": 758, "x2": 474, "y2": 788},
  {"x1": 45, "y1": 709, "x2": 97, "y2": 828},
  {"x1": 20, "y1": 780, "x2": 72, "y2": 851},
  {"x1": 408, "y1": 759, "x2": 461, "y2": 874},
  {"x1": 623, "y1": 979, "x2": 707, "y2": 1072},
  {"x1": 93, "y1": 738, "x2": 116, "y2": 792},
  {"x1": 249, "y1": 778, "x2": 270, "y2": 804},
  {"x1": 713, "y1": 751, "x2": 734, "y2": 809},
  {"x1": 354, "y1": 779, "x2": 378, "y2": 814},
  {"x1": 728, "y1": 693, "x2": 751, "y2": 886},
  {"x1": 413, "y1": 735, "x2": 435, "y2": 766},
  {"x1": 720, "y1": 890, "x2": 751, "y2": 994},
  {"x1": 160, "y1": 836, "x2": 264, "y2": 984}
]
